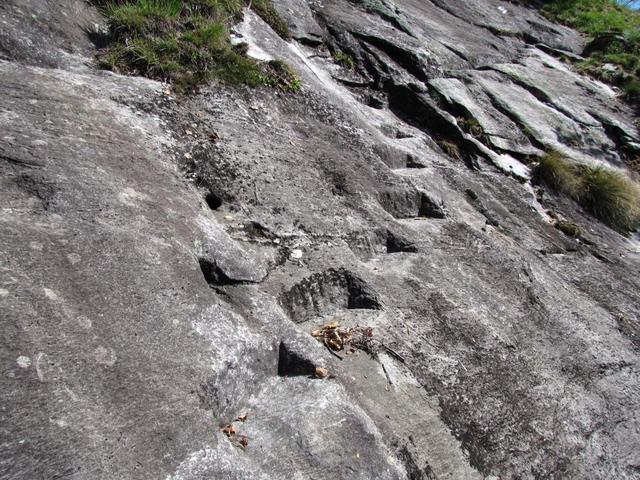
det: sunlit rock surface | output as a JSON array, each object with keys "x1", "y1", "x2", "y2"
[{"x1": 1, "y1": 0, "x2": 639, "y2": 479}]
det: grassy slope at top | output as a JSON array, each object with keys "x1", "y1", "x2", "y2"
[
  {"x1": 542, "y1": 0, "x2": 640, "y2": 102},
  {"x1": 94, "y1": 0, "x2": 297, "y2": 91}
]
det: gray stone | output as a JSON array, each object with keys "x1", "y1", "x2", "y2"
[{"x1": 2, "y1": 1, "x2": 640, "y2": 480}]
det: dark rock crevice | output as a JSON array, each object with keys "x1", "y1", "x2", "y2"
[
  {"x1": 277, "y1": 340, "x2": 317, "y2": 376},
  {"x1": 386, "y1": 84, "x2": 485, "y2": 167},
  {"x1": 198, "y1": 257, "x2": 246, "y2": 286},
  {"x1": 386, "y1": 230, "x2": 418, "y2": 253},
  {"x1": 351, "y1": 32, "x2": 430, "y2": 83},
  {"x1": 204, "y1": 191, "x2": 223, "y2": 210}
]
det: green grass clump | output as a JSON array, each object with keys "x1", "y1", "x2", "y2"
[
  {"x1": 94, "y1": 0, "x2": 298, "y2": 91},
  {"x1": 533, "y1": 150, "x2": 582, "y2": 196},
  {"x1": 250, "y1": 0, "x2": 290, "y2": 39},
  {"x1": 457, "y1": 116, "x2": 484, "y2": 138},
  {"x1": 622, "y1": 76, "x2": 640, "y2": 102},
  {"x1": 334, "y1": 50, "x2": 356, "y2": 70},
  {"x1": 261, "y1": 59, "x2": 301, "y2": 91},
  {"x1": 579, "y1": 165, "x2": 640, "y2": 232},
  {"x1": 543, "y1": 0, "x2": 639, "y2": 35},
  {"x1": 437, "y1": 139, "x2": 462, "y2": 160},
  {"x1": 542, "y1": 0, "x2": 640, "y2": 104},
  {"x1": 533, "y1": 150, "x2": 640, "y2": 233},
  {"x1": 555, "y1": 220, "x2": 582, "y2": 237},
  {"x1": 103, "y1": 0, "x2": 183, "y2": 34}
]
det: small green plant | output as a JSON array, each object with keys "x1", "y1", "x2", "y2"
[
  {"x1": 555, "y1": 220, "x2": 582, "y2": 237},
  {"x1": 437, "y1": 139, "x2": 462, "y2": 160},
  {"x1": 457, "y1": 116, "x2": 484, "y2": 138},
  {"x1": 334, "y1": 50, "x2": 356, "y2": 70},
  {"x1": 533, "y1": 150, "x2": 640, "y2": 233},
  {"x1": 622, "y1": 77, "x2": 640, "y2": 102},
  {"x1": 93, "y1": 0, "x2": 297, "y2": 91},
  {"x1": 249, "y1": 0, "x2": 290, "y2": 39},
  {"x1": 261, "y1": 59, "x2": 302, "y2": 92}
]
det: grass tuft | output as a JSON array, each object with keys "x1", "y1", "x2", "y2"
[
  {"x1": 93, "y1": 0, "x2": 298, "y2": 91},
  {"x1": 533, "y1": 150, "x2": 640, "y2": 233},
  {"x1": 457, "y1": 116, "x2": 484, "y2": 138},
  {"x1": 334, "y1": 50, "x2": 356, "y2": 70},
  {"x1": 579, "y1": 165, "x2": 640, "y2": 232},
  {"x1": 555, "y1": 220, "x2": 582, "y2": 237},
  {"x1": 437, "y1": 140, "x2": 462, "y2": 160},
  {"x1": 542, "y1": 0, "x2": 639, "y2": 36},
  {"x1": 533, "y1": 150, "x2": 582, "y2": 197},
  {"x1": 249, "y1": 0, "x2": 290, "y2": 39}
]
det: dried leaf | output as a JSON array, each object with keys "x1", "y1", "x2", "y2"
[
  {"x1": 315, "y1": 367, "x2": 329, "y2": 379},
  {"x1": 236, "y1": 414, "x2": 248, "y2": 422},
  {"x1": 325, "y1": 337, "x2": 342, "y2": 351},
  {"x1": 238, "y1": 436, "x2": 249, "y2": 448},
  {"x1": 221, "y1": 424, "x2": 236, "y2": 437}
]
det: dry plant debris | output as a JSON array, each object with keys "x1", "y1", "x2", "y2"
[
  {"x1": 311, "y1": 322, "x2": 405, "y2": 362},
  {"x1": 221, "y1": 424, "x2": 236, "y2": 437},
  {"x1": 311, "y1": 322, "x2": 377, "y2": 355},
  {"x1": 221, "y1": 415, "x2": 250, "y2": 448}
]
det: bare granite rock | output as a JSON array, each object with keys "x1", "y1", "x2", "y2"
[{"x1": 1, "y1": 1, "x2": 639, "y2": 480}]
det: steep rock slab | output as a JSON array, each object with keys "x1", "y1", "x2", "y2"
[
  {"x1": 213, "y1": 4, "x2": 640, "y2": 479},
  {"x1": 2, "y1": 0, "x2": 640, "y2": 480},
  {"x1": 429, "y1": 77, "x2": 542, "y2": 157},
  {"x1": 0, "y1": 58, "x2": 430, "y2": 480},
  {"x1": 0, "y1": 0, "x2": 101, "y2": 68},
  {"x1": 427, "y1": 0, "x2": 583, "y2": 52}
]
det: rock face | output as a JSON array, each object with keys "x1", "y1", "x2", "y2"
[{"x1": 1, "y1": 0, "x2": 639, "y2": 479}]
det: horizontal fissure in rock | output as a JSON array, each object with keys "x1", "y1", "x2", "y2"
[{"x1": 198, "y1": 257, "x2": 245, "y2": 286}]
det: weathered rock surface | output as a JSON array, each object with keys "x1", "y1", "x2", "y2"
[{"x1": 1, "y1": 0, "x2": 639, "y2": 479}]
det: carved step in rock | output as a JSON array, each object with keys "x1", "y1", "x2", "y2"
[
  {"x1": 280, "y1": 268, "x2": 382, "y2": 323},
  {"x1": 379, "y1": 186, "x2": 447, "y2": 219}
]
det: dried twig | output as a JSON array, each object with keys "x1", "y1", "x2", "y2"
[
  {"x1": 380, "y1": 361, "x2": 393, "y2": 386},
  {"x1": 324, "y1": 342, "x2": 343, "y2": 360},
  {"x1": 382, "y1": 344, "x2": 405, "y2": 363}
]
